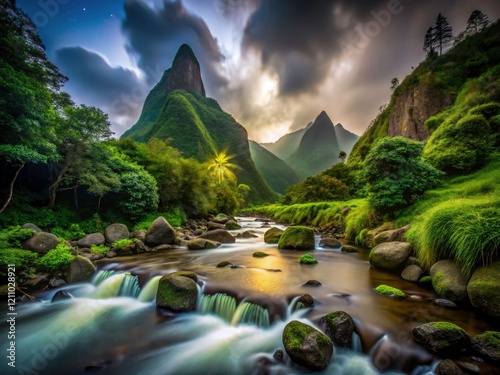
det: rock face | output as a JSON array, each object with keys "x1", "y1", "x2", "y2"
[
  {"x1": 471, "y1": 331, "x2": 500, "y2": 362},
  {"x1": 166, "y1": 44, "x2": 205, "y2": 96},
  {"x1": 368, "y1": 242, "x2": 412, "y2": 270},
  {"x1": 105, "y1": 224, "x2": 129, "y2": 244},
  {"x1": 199, "y1": 229, "x2": 235, "y2": 244},
  {"x1": 22, "y1": 232, "x2": 60, "y2": 254},
  {"x1": 278, "y1": 226, "x2": 315, "y2": 250},
  {"x1": 264, "y1": 227, "x2": 284, "y2": 243},
  {"x1": 188, "y1": 238, "x2": 221, "y2": 250},
  {"x1": 156, "y1": 272, "x2": 198, "y2": 312},
  {"x1": 145, "y1": 217, "x2": 176, "y2": 247},
  {"x1": 412, "y1": 322, "x2": 469, "y2": 354},
  {"x1": 76, "y1": 233, "x2": 105, "y2": 248},
  {"x1": 401, "y1": 265, "x2": 424, "y2": 282},
  {"x1": 67, "y1": 257, "x2": 96, "y2": 283},
  {"x1": 467, "y1": 261, "x2": 500, "y2": 319},
  {"x1": 282, "y1": 320, "x2": 333, "y2": 371},
  {"x1": 324, "y1": 311, "x2": 355, "y2": 349},
  {"x1": 388, "y1": 83, "x2": 452, "y2": 141},
  {"x1": 430, "y1": 260, "x2": 469, "y2": 303}
]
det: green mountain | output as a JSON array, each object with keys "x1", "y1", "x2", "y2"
[
  {"x1": 121, "y1": 44, "x2": 276, "y2": 203},
  {"x1": 261, "y1": 122, "x2": 312, "y2": 161},
  {"x1": 248, "y1": 140, "x2": 300, "y2": 194}
]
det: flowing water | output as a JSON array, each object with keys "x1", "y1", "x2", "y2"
[{"x1": 1, "y1": 218, "x2": 498, "y2": 375}]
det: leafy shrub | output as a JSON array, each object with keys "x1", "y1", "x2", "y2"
[
  {"x1": 51, "y1": 223, "x2": 85, "y2": 241},
  {"x1": 424, "y1": 114, "x2": 492, "y2": 174},
  {"x1": 37, "y1": 243, "x2": 74, "y2": 273},
  {"x1": 468, "y1": 102, "x2": 500, "y2": 120},
  {"x1": 362, "y1": 137, "x2": 443, "y2": 215},
  {"x1": 424, "y1": 113, "x2": 446, "y2": 131},
  {"x1": 90, "y1": 244, "x2": 109, "y2": 255},
  {"x1": 133, "y1": 206, "x2": 187, "y2": 231},
  {"x1": 116, "y1": 169, "x2": 159, "y2": 220},
  {"x1": 0, "y1": 249, "x2": 38, "y2": 284},
  {"x1": 0, "y1": 227, "x2": 35, "y2": 248},
  {"x1": 283, "y1": 175, "x2": 349, "y2": 204}
]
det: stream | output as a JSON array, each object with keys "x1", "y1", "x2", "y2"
[{"x1": 1, "y1": 218, "x2": 498, "y2": 375}]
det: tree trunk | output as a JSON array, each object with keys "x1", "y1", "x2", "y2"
[
  {"x1": 0, "y1": 162, "x2": 26, "y2": 213},
  {"x1": 48, "y1": 164, "x2": 69, "y2": 209}
]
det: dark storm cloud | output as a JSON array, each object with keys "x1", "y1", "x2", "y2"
[
  {"x1": 122, "y1": 0, "x2": 227, "y2": 93},
  {"x1": 243, "y1": 0, "x2": 391, "y2": 96}
]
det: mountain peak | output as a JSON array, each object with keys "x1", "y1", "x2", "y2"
[{"x1": 166, "y1": 44, "x2": 206, "y2": 97}]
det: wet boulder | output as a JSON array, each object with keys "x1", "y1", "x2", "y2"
[
  {"x1": 372, "y1": 225, "x2": 410, "y2": 246},
  {"x1": 341, "y1": 245, "x2": 358, "y2": 253},
  {"x1": 368, "y1": 241, "x2": 412, "y2": 270},
  {"x1": 21, "y1": 223, "x2": 42, "y2": 233},
  {"x1": 212, "y1": 214, "x2": 230, "y2": 224},
  {"x1": 236, "y1": 231, "x2": 258, "y2": 239},
  {"x1": 298, "y1": 294, "x2": 314, "y2": 307},
  {"x1": 156, "y1": 272, "x2": 198, "y2": 312},
  {"x1": 130, "y1": 230, "x2": 146, "y2": 242},
  {"x1": 303, "y1": 280, "x2": 322, "y2": 287},
  {"x1": 467, "y1": 261, "x2": 500, "y2": 319},
  {"x1": 198, "y1": 229, "x2": 235, "y2": 244},
  {"x1": 76, "y1": 233, "x2": 105, "y2": 248},
  {"x1": 401, "y1": 265, "x2": 424, "y2": 282},
  {"x1": 67, "y1": 257, "x2": 96, "y2": 283},
  {"x1": 22, "y1": 232, "x2": 60, "y2": 254},
  {"x1": 104, "y1": 224, "x2": 129, "y2": 244},
  {"x1": 145, "y1": 217, "x2": 176, "y2": 247},
  {"x1": 188, "y1": 238, "x2": 221, "y2": 250},
  {"x1": 225, "y1": 220, "x2": 241, "y2": 230},
  {"x1": 282, "y1": 320, "x2": 333, "y2": 371},
  {"x1": 299, "y1": 254, "x2": 318, "y2": 264},
  {"x1": 207, "y1": 221, "x2": 225, "y2": 231},
  {"x1": 436, "y1": 359, "x2": 464, "y2": 375},
  {"x1": 324, "y1": 311, "x2": 355, "y2": 349},
  {"x1": 253, "y1": 251, "x2": 269, "y2": 258},
  {"x1": 51, "y1": 290, "x2": 72, "y2": 302},
  {"x1": 319, "y1": 237, "x2": 341, "y2": 248},
  {"x1": 471, "y1": 331, "x2": 500, "y2": 363},
  {"x1": 264, "y1": 227, "x2": 284, "y2": 243},
  {"x1": 412, "y1": 322, "x2": 469, "y2": 354},
  {"x1": 431, "y1": 260, "x2": 469, "y2": 304},
  {"x1": 278, "y1": 226, "x2": 315, "y2": 250}
]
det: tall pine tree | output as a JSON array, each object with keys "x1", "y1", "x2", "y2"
[
  {"x1": 433, "y1": 13, "x2": 453, "y2": 55},
  {"x1": 466, "y1": 10, "x2": 490, "y2": 35}
]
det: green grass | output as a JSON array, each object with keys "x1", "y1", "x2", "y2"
[
  {"x1": 90, "y1": 244, "x2": 109, "y2": 255},
  {"x1": 133, "y1": 206, "x2": 187, "y2": 231},
  {"x1": 400, "y1": 155, "x2": 500, "y2": 277},
  {"x1": 111, "y1": 238, "x2": 137, "y2": 248}
]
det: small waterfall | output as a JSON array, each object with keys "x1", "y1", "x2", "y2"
[
  {"x1": 92, "y1": 269, "x2": 116, "y2": 285},
  {"x1": 231, "y1": 301, "x2": 270, "y2": 327},
  {"x1": 118, "y1": 273, "x2": 141, "y2": 298},
  {"x1": 352, "y1": 332, "x2": 362, "y2": 352},
  {"x1": 286, "y1": 296, "x2": 306, "y2": 318},
  {"x1": 138, "y1": 275, "x2": 162, "y2": 302},
  {"x1": 199, "y1": 293, "x2": 237, "y2": 322}
]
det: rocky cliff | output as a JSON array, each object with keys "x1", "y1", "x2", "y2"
[{"x1": 166, "y1": 44, "x2": 205, "y2": 97}]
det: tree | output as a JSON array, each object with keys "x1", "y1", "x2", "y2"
[
  {"x1": 390, "y1": 78, "x2": 399, "y2": 91},
  {"x1": 338, "y1": 150, "x2": 347, "y2": 163},
  {"x1": 423, "y1": 26, "x2": 437, "y2": 58},
  {"x1": 433, "y1": 13, "x2": 453, "y2": 55},
  {"x1": 362, "y1": 137, "x2": 443, "y2": 215},
  {"x1": 466, "y1": 10, "x2": 490, "y2": 35},
  {"x1": 283, "y1": 175, "x2": 349, "y2": 204}
]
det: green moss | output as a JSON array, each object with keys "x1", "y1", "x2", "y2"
[
  {"x1": 90, "y1": 244, "x2": 109, "y2": 255},
  {"x1": 216, "y1": 261, "x2": 232, "y2": 268},
  {"x1": 0, "y1": 227, "x2": 36, "y2": 249},
  {"x1": 419, "y1": 276, "x2": 432, "y2": 283},
  {"x1": 283, "y1": 320, "x2": 331, "y2": 351},
  {"x1": 299, "y1": 254, "x2": 318, "y2": 264},
  {"x1": 429, "y1": 322, "x2": 463, "y2": 331},
  {"x1": 476, "y1": 331, "x2": 500, "y2": 346},
  {"x1": 264, "y1": 227, "x2": 283, "y2": 243},
  {"x1": 112, "y1": 238, "x2": 138, "y2": 248},
  {"x1": 37, "y1": 243, "x2": 75, "y2": 273},
  {"x1": 253, "y1": 252, "x2": 269, "y2": 258},
  {"x1": 172, "y1": 271, "x2": 198, "y2": 282},
  {"x1": 278, "y1": 226, "x2": 315, "y2": 250},
  {"x1": 375, "y1": 284, "x2": 406, "y2": 298}
]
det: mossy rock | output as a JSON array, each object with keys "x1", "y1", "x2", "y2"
[
  {"x1": 419, "y1": 275, "x2": 432, "y2": 288},
  {"x1": 368, "y1": 241, "x2": 412, "y2": 270},
  {"x1": 467, "y1": 261, "x2": 500, "y2": 320},
  {"x1": 431, "y1": 260, "x2": 469, "y2": 304},
  {"x1": 253, "y1": 251, "x2": 269, "y2": 258},
  {"x1": 188, "y1": 238, "x2": 221, "y2": 250},
  {"x1": 225, "y1": 220, "x2": 241, "y2": 230},
  {"x1": 435, "y1": 359, "x2": 463, "y2": 375},
  {"x1": 264, "y1": 227, "x2": 284, "y2": 243},
  {"x1": 278, "y1": 226, "x2": 315, "y2": 250},
  {"x1": 375, "y1": 284, "x2": 406, "y2": 299},
  {"x1": 324, "y1": 311, "x2": 355, "y2": 349},
  {"x1": 172, "y1": 271, "x2": 198, "y2": 282},
  {"x1": 199, "y1": 229, "x2": 235, "y2": 244},
  {"x1": 156, "y1": 273, "x2": 198, "y2": 312},
  {"x1": 282, "y1": 320, "x2": 333, "y2": 371},
  {"x1": 67, "y1": 257, "x2": 95, "y2": 283},
  {"x1": 412, "y1": 322, "x2": 469, "y2": 354},
  {"x1": 299, "y1": 254, "x2": 318, "y2": 264},
  {"x1": 104, "y1": 223, "x2": 129, "y2": 244},
  {"x1": 216, "y1": 261, "x2": 232, "y2": 268},
  {"x1": 145, "y1": 216, "x2": 176, "y2": 247},
  {"x1": 22, "y1": 232, "x2": 60, "y2": 254},
  {"x1": 471, "y1": 331, "x2": 500, "y2": 362}
]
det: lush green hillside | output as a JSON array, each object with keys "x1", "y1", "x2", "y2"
[{"x1": 248, "y1": 140, "x2": 300, "y2": 194}]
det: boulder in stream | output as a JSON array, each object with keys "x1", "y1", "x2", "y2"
[
  {"x1": 431, "y1": 260, "x2": 469, "y2": 304},
  {"x1": 282, "y1": 320, "x2": 333, "y2": 371},
  {"x1": 188, "y1": 238, "x2": 221, "y2": 250},
  {"x1": 67, "y1": 256, "x2": 96, "y2": 283},
  {"x1": 105, "y1": 224, "x2": 129, "y2": 244},
  {"x1": 76, "y1": 233, "x2": 105, "y2": 248},
  {"x1": 319, "y1": 237, "x2": 341, "y2": 248},
  {"x1": 436, "y1": 359, "x2": 464, "y2": 375},
  {"x1": 401, "y1": 265, "x2": 424, "y2": 282},
  {"x1": 368, "y1": 241, "x2": 412, "y2": 270},
  {"x1": 198, "y1": 229, "x2": 235, "y2": 244},
  {"x1": 471, "y1": 331, "x2": 500, "y2": 363},
  {"x1": 145, "y1": 217, "x2": 176, "y2": 246},
  {"x1": 278, "y1": 226, "x2": 315, "y2": 250},
  {"x1": 156, "y1": 272, "x2": 198, "y2": 312},
  {"x1": 467, "y1": 261, "x2": 500, "y2": 319},
  {"x1": 225, "y1": 220, "x2": 241, "y2": 230},
  {"x1": 324, "y1": 311, "x2": 355, "y2": 349},
  {"x1": 264, "y1": 227, "x2": 284, "y2": 243},
  {"x1": 412, "y1": 322, "x2": 469, "y2": 354}
]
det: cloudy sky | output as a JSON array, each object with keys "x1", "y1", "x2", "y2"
[{"x1": 19, "y1": 0, "x2": 500, "y2": 142}]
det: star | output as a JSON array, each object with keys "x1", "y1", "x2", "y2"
[{"x1": 83, "y1": 8, "x2": 86, "y2": 11}]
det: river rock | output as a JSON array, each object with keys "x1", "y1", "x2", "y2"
[
  {"x1": 67, "y1": 257, "x2": 96, "y2": 283},
  {"x1": 319, "y1": 237, "x2": 341, "y2": 248},
  {"x1": 298, "y1": 294, "x2": 314, "y2": 307},
  {"x1": 303, "y1": 280, "x2": 322, "y2": 287},
  {"x1": 207, "y1": 221, "x2": 225, "y2": 230},
  {"x1": 412, "y1": 322, "x2": 469, "y2": 354},
  {"x1": 278, "y1": 226, "x2": 315, "y2": 250},
  {"x1": 105, "y1": 251, "x2": 117, "y2": 258},
  {"x1": 401, "y1": 265, "x2": 424, "y2": 282},
  {"x1": 236, "y1": 231, "x2": 258, "y2": 239},
  {"x1": 264, "y1": 227, "x2": 284, "y2": 243},
  {"x1": 76, "y1": 233, "x2": 105, "y2": 248},
  {"x1": 341, "y1": 245, "x2": 358, "y2": 253},
  {"x1": 212, "y1": 214, "x2": 230, "y2": 224},
  {"x1": 467, "y1": 261, "x2": 500, "y2": 319},
  {"x1": 282, "y1": 320, "x2": 333, "y2": 371},
  {"x1": 431, "y1": 260, "x2": 469, "y2": 303},
  {"x1": 130, "y1": 230, "x2": 146, "y2": 242},
  {"x1": 49, "y1": 276, "x2": 67, "y2": 288},
  {"x1": 324, "y1": 311, "x2": 355, "y2": 349},
  {"x1": 436, "y1": 359, "x2": 464, "y2": 375},
  {"x1": 471, "y1": 331, "x2": 500, "y2": 362},
  {"x1": 21, "y1": 223, "x2": 42, "y2": 233},
  {"x1": 273, "y1": 349, "x2": 283, "y2": 362},
  {"x1": 22, "y1": 232, "x2": 60, "y2": 254},
  {"x1": 145, "y1": 217, "x2": 176, "y2": 247},
  {"x1": 156, "y1": 273, "x2": 198, "y2": 312},
  {"x1": 188, "y1": 238, "x2": 221, "y2": 250},
  {"x1": 368, "y1": 242, "x2": 412, "y2": 270},
  {"x1": 105, "y1": 224, "x2": 129, "y2": 244},
  {"x1": 225, "y1": 220, "x2": 241, "y2": 230},
  {"x1": 23, "y1": 273, "x2": 49, "y2": 289},
  {"x1": 51, "y1": 290, "x2": 72, "y2": 302},
  {"x1": 373, "y1": 225, "x2": 410, "y2": 246},
  {"x1": 434, "y1": 299, "x2": 458, "y2": 309},
  {"x1": 198, "y1": 229, "x2": 235, "y2": 244},
  {"x1": 364, "y1": 223, "x2": 393, "y2": 248}
]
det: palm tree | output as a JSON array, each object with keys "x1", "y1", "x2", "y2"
[{"x1": 207, "y1": 150, "x2": 239, "y2": 183}]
